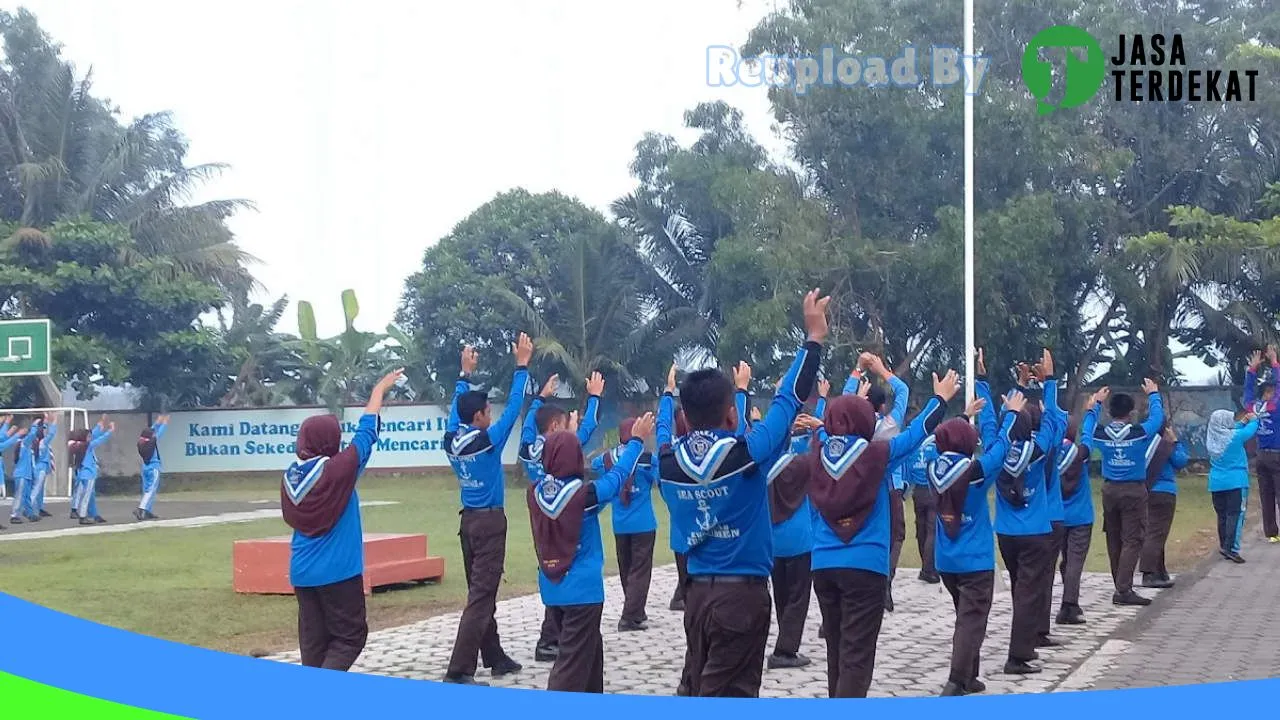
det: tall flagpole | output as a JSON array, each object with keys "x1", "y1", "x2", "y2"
[{"x1": 963, "y1": 0, "x2": 975, "y2": 407}]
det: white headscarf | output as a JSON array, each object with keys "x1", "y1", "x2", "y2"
[{"x1": 1206, "y1": 409, "x2": 1236, "y2": 460}]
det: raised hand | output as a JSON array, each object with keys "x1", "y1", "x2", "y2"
[
  {"x1": 964, "y1": 397, "x2": 987, "y2": 419},
  {"x1": 513, "y1": 333, "x2": 535, "y2": 367},
  {"x1": 108, "y1": 422, "x2": 116, "y2": 432},
  {"x1": 1092, "y1": 386, "x2": 1111, "y2": 406},
  {"x1": 666, "y1": 363, "x2": 678, "y2": 394},
  {"x1": 375, "y1": 368, "x2": 405, "y2": 393},
  {"x1": 1040, "y1": 348, "x2": 1055, "y2": 378},
  {"x1": 540, "y1": 374, "x2": 560, "y2": 398},
  {"x1": 976, "y1": 348, "x2": 987, "y2": 376},
  {"x1": 818, "y1": 378, "x2": 831, "y2": 398},
  {"x1": 567, "y1": 410, "x2": 580, "y2": 433},
  {"x1": 586, "y1": 371, "x2": 605, "y2": 397},
  {"x1": 933, "y1": 370, "x2": 961, "y2": 402},
  {"x1": 1163, "y1": 426, "x2": 1177, "y2": 442},
  {"x1": 802, "y1": 288, "x2": 831, "y2": 344},
  {"x1": 733, "y1": 361, "x2": 752, "y2": 391},
  {"x1": 1141, "y1": 377, "x2": 1159, "y2": 394},
  {"x1": 865, "y1": 353, "x2": 890, "y2": 379},
  {"x1": 461, "y1": 346, "x2": 479, "y2": 375},
  {"x1": 1015, "y1": 362, "x2": 1032, "y2": 387},
  {"x1": 630, "y1": 412, "x2": 657, "y2": 440},
  {"x1": 793, "y1": 414, "x2": 824, "y2": 432},
  {"x1": 1270, "y1": 345, "x2": 1278, "y2": 365},
  {"x1": 1004, "y1": 390, "x2": 1028, "y2": 414},
  {"x1": 750, "y1": 406, "x2": 763, "y2": 422},
  {"x1": 1251, "y1": 350, "x2": 1264, "y2": 372},
  {"x1": 857, "y1": 379, "x2": 871, "y2": 399}
]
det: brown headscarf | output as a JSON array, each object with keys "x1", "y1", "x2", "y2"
[
  {"x1": 1059, "y1": 422, "x2": 1088, "y2": 499},
  {"x1": 281, "y1": 415, "x2": 365, "y2": 538},
  {"x1": 527, "y1": 431, "x2": 592, "y2": 582},
  {"x1": 996, "y1": 410, "x2": 1038, "y2": 509},
  {"x1": 932, "y1": 419, "x2": 980, "y2": 539},
  {"x1": 808, "y1": 395, "x2": 891, "y2": 543},
  {"x1": 768, "y1": 437, "x2": 812, "y2": 524},
  {"x1": 1144, "y1": 421, "x2": 1175, "y2": 490}
]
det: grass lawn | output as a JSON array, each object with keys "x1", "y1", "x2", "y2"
[{"x1": 0, "y1": 470, "x2": 1238, "y2": 656}]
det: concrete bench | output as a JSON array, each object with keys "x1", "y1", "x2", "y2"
[{"x1": 233, "y1": 533, "x2": 445, "y2": 595}]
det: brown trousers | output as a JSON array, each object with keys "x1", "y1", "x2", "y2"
[
  {"x1": 769, "y1": 552, "x2": 812, "y2": 656},
  {"x1": 683, "y1": 576, "x2": 772, "y2": 697},
  {"x1": 889, "y1": 489, "x2": 906, "y2": 578},
  {"x1": 1140, "y1": 491, "x2": 1177, "y2": 576},
  {"x1": 538, "y1": 607, "x2": 562, "y2": 649},
  {"x1": 913, "y1": 487, "x2": 938, "y2": 576},
  {"x1": 671, "y1": 552, "x2": 689, "y2": 606},
  {"x1": 616, "y1": 531, "x2": 656, "y2": 623},
  {"x1": 296, "y1": 574, "x2": 368, "y2": 671},
  {"x1": 1258, "y1": 452, "x2": 1280, "y2": 537},
  {"x1": 940, "y1": 570, "x2": 994, "y2": 686},
  {"x1": 1102, "y1": 481, "x2": 1148, "y2": 593},
  {"x1": 1036, "y1": 521, "x2": 1064, "y2": 640},
  {"x1": 997, "y1": 533, "x2": 1052, "y2": 662},
  {"x1": 1058, "y1": 524, "x2": 1092, "y2": 605},
  {"x1": 813, "y1": 568, "x2": 887, "y2": 698},
  {"x1": 546, "y1": 604, "x2": 604, "y2": 693},
  {"x1": 446, "y1": 508, "x2": 508, "y2": 677}
]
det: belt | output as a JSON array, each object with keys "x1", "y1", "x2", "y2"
[
  {"x1": 1260, "y1": 448, "x2": 1280, "y2": 454},
  {"x1": 689, "y1": 574, "x2": 768, "y2": 586},
  {"x1": 460, "y1": 506, "x2": 504, "y2": 514}
]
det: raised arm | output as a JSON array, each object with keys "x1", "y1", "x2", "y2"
[
  {"x1": 522, "y1": 396, "x2": 545, "y2": 446},
  {"x1": 976, "y1": 413, "x2": 1019, "y2": 490},
  {"x1": 1079, "y1": 393, "x2": 1106, "y2": 451},
  {"x1": 841, "y1": 372, "x2": 862, "y2": 396},
  {"x1": 975, "y1": 378, "x2": 999, "y2": 447},
  {"x1": 1170, "y1": 440, "x2": 1189, "y2": 471},
  {"x1": 1139, "y1": 379, "x2": 1165, "y2": 436},
  {"x1": 656, "y1": 392, "x2": 676, "y2": 449},
  {"x1": 589, "y1": 454, "x2": 607, "y2": 478},
  {"x1": 89, "y1": 427, "x2": 114, "y2": 450},
  {"x1": 886, "y1": 375, "x2": 909, "y2": 426},
  {"x1": 349, "y1": 369, "x2": 401, "y2": 469},
  {"x1": 1035, "y1": 376, "x2": 1067, "y2": 453},
  {"x1": 576, "y1": 372, "x2": 604, "y2": 446},
  {"x1": 745, "y1": 290, "x2": 828, "y2": 464},
  {"x1": 887, "y1": 371, "x2": 958, "y2": 466},
  {"x1": 592, "y1": 414, "x2": 653, "y2": 504},
  {"x1": 489, "y1": 366, "x2": 530, "y2": 447},
  {"x1": 735, "y1": 390, "x2": 750, "y2": 436},
  {"x1": 1232, "y1": 418, "x2": 1262, "y2": 447}
]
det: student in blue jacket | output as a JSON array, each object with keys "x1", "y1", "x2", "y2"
[
  {"x1": 655, "y1": 364, "x2": 692, "y2": 615},
  {"x1": 10, "y1": 416, "x2": 43, "y2": 524},
  {"x1": 72, "y1": 417, "x2": 114, "y2": 525},
  {"x1": 1207, "y1": 408, "x2": 1260, "y2": 563},
  {"x1": 134, "y1": 415, "x2": 169, "y2": 521},
  {"x1": 1139, "y1": 420, "x2": 1188, "y2": 588},
  {"x1": 529, "y1": 415, "x2": 654, "y2": 692},
  {"x1": 657, "y1": 289, "x2": 827, "y2": 698},
  {"x1": 1056, "y1": 395, "x2": 1101, "y2": 626},
  {"x1": 594, "y1": 416, "x2": 658, "y2": 633},
  {"x1": 518, "y1": 371, "x2": 602, "y2": 662},
  {"x1": 930, "y1": 391, "x2": 1022, "y2": 696},
  {"x1": 29, "y1": 415, "x2": 56, "y2": 520},
  {"x1": 1245, "y1": 348, "x2": 1280, "y2": 542},
  {"x1": 442, "y1": 336, "x2": 532, "y2": 685},
  {"x1": 0, "y1": 417, "x2": 25, "y2": 529}
]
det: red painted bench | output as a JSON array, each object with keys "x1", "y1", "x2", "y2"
[{"x1": 233, "y1": 533, "x2": 445, "y2": 595}]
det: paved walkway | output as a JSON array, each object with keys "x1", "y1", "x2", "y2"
[
  {"x1": 1089, "y1": 531, "x2": 1280, "y2": 689},
  {"x1": 268, "y1": 564, "x2": 1162, "y2": 697}
]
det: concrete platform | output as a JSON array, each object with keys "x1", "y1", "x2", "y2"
[{"x1": 234, "y1": 533, "x2": 445, "y2": 595}]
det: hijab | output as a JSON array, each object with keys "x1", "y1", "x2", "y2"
[
  {"x1": 1144, "y1": 422, "x2": 1176, "y2": 488},
  {"x1": 768, "y1": 433, "x2": 813, "y2": 525},
  {"x1": 68, "y1": 428, "x2": 90, "y2": 474},
  {"x1": 996, "y1": 409, "x2": 1040, "y2": 509},
  {"x1": 1206, "y1": 409, "x2": 1236, "y2": 460},
  {"x1": 808, "y1": 395, "x2": 891, "y2": 543},
  {"x1": 931, "y1": 419, "x2": 980, "y2": 539},
  {"x1": 1059, "y1": 422, "x2": 1088, "y2": 499},
  {"x1": 281, "y1": 414, "x2": 365, "y2": 537},
  {"x1": 528, "y1": 431, "x2": 593, "y2": 582},
  {"x1": 606, "y1": 418, "x2": 648, "y2": 507}
]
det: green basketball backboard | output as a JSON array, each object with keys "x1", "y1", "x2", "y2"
[{"x1": 0, "y1": 319, "x2": 51, "y2": 377}]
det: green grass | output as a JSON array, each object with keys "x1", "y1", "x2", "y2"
[{"x1": 0, "y1": 470, "x2": 1234, "y2": 656}]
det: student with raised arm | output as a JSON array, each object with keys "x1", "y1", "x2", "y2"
[
  {"x1": 442, "y1": 336, "x2": 532, "y2": 685},
  {"x1": 74, "y1": 416, "x2": 114, "y2": 525},
  {"x1": 931, "y1": 390, "x2": 1023, "y2": 697},
  {"x1": 529, "y1": 414, "x2": 655, "y2": 692},
  {"x1": 654, "y1": 364, "x2": 693, "y2": 615},
  {"x1": 1027, "y1": 353, "x2": 1070, "y2": 650},
  {"x1": 28, "y1": 414, "x2": 56, "y2": 519},
  {"x1": 134, "y1": 415, "x2": 170, "y2": 521},
  {"x1": 1245, "y1": 348, "x2": 1280, "y2": 542},
  {"x1": 656, "y1": 289, "x2": 828, "y2": 698},
  {"x1": 1207, "y1": 408, "x2": 1260, "y2": 563},
  {"x1": 975, "y1": 349, "x2": 1065, "y2": 676},
  {"x1": 1057, "y1": 392, "x2": 1103, "y2": 626},
  {"x1": 282, "y1": 369, "x2": 401, "y2": 670},
  {"x1": 0, "y1": 417, "x2": 24, "y2": 530},
  {"x1": 809, "y1": 369, "x2": 955, "y2": 697},
  {"x1": 594, "y1": 415, "x2": 659, "y2": 633},
  {"x1": 1139, "y1": 420, "x2": 1187, "y2": 589},
  {"x1": 518, "y1": 371, "x2": 602, "y2": 663},
  {"x1": 1093, "y1": 377, "x2": 1164, "y2": 605},
  {"x1": 10, "y1": 417, "x2": 42, "y2": 524}
]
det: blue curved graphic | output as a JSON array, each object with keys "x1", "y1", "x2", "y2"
[{"x1": 0, "y1": 591, "x2": 1265, "y2": 717}]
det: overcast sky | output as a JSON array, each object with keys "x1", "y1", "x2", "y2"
[{"x1": 9, "y1": 0, "x2": 1218, "y2": 383}]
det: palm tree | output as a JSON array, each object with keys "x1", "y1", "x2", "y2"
[{"x1": 218, "y1": 292, "x2": 300, "y2": 407}]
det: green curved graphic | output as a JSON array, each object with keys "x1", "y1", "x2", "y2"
[
  {"x1": 1021, "y1": 25, "x2": 1107, "y2": 114},
  {"x1": 2, "y1": 671, "x2": 191, "y2": 719}
]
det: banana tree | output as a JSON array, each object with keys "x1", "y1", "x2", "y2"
[{"x1": 295, "y1": 289, "x2": 389, "y2": 413}]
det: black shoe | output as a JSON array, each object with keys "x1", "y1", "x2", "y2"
[
  {"x1": 1028, "y1": 650, "x2": 1040, "y2": 661},
  {"x1": 918, "y1": 570, "x2": 941, "y2": 584},
  {"x1": 1141, "y1": 572, "x2": 1173, "y2": 589},
  {"x1": 617, "y1": 618, "x2": 648, "y2": 632},
  {"x1": 133, "y1": 509, "x2": 145, "y2": 522},
  {"x1": 1056, "y1": 604, "x2": 1086, "y2": 625},
  {"x1": 534, "y1": 644, "x2": 558, "y2": 662},
  {"x1": 9, "y1": 516, "x2": 22, "y2": 525},
  {"x1": 25, "y1": 514, "x2": 40, "y2": 522},
  {"x1": 1112, "y1": 590, "x2": 1152, "y2": 606},
  {"x1": 38, "y1": 510, "x2": 51, "y2": 518},
  {"x1": 489, "y1": 657, "x2": 522, "y2": 677},
  {"x1": 442, "y1": 674, "x2": 488, "y2": 686},
  {"x1": 144, "y1": 511, "x2": 159, "y2": 520},
  {"x1": 1230, "y1": 552, "x2": 1247, "y2": 564},
  {"x1": 767, "y1": 652, "x2": 811, "y2": 669},
  {"x1": 93, "y1": 516, "x2": 107, "y2": 524},
  {"x1": 1159, "y1": 571, "x2": 1175, "y2": 585},
  {"x1": 818, "y1": 625, "x2": 827, "y2": 640},
  {"x1": 1003, "y1": 659, "x2": 1042, "y2": 675},
  {"x1": 1219, "y1": 548, "x2": 1233, "y2": 560},
  {"x1": 78, "y1": 517, "x2": 95, "y2": 526},
  {"x1": 965, "y1": 678, "x2": 987, "y2": 694},
  {"x1": 940, "y1": 681, "x2": 966, "y2": 696},
  {"x1": 1035, "y1": 635, "x2": 1062, "y2": 648},
  {"x1": 669, "y1": 598, "x2": 685, "y2": 612},
  {"x1": 69, "y1": 510, "x2": 79, "y2": 520}
]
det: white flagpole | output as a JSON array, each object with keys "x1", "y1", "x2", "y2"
[{"x1": 964, "y1": 0, "x2": 976, "y2": 409}]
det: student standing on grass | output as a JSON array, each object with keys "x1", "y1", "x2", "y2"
[
  {"x1": 596, "y1": 416, "x2": 658, "y2": 633},
  {"x1": 134, "y1": 415, "x2": 170, "y2": 522},
  {"x1": 29, "y1": 414, "x2": 56, "y2": 520},
  {"x1": 658, "y1": 289, "x2": 827, "y2": 698},
  {"x1": 442, "y1": 336, "x2": 532, "y2": 685},
  {"x1": 519, "y1": 371, "x2": 602, "y2": 662},
  {"x1": 10, "y1": 416, "x2": 42, "y2": 524},
  {"x1": 1207, "y1": 408, "x2": 1260, "y2": 564},
  {"x1": 1139, "y1": 421, "x2": 1187, "y2": 589},
  {"x1": 0, "y1": 418, "x2": 25, "y2": 530},
  {"x1": 529, "y1": 415, "x2": 655, "y2": 692},
  {"x1": 72, "y1": 416, "x2": 113, "y2": 525},
  {"x1": 1245, "y1": 348, "x2": 1280, "y2": 542},
  {"x1": 282, "y1": 368, "x2": 402, "y2": 671}
]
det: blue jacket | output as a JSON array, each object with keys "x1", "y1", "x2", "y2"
[
  {"x1": 657, "y1": 341, "x2": 820, "y2": 577},
  {"x1": 287, "y1": 413, "x2": 380, "y2": 588},
  {"x1": 1208, "y1": 419, "x2": 1259, "y2": 492},
  {"x1": 1150, "y1": 441, "x2": 1189, "y2": 495},
  {"x1": 0, "y1": 421, "x2": 17, "y2": 480},
  {"x1": 766, "y1": 434, "x2": 815, "y2": 559},
  {"x1": 593, "y1": 445, "x2": 658, "y2": 535},
  {"x1": 810, "y1": 395, "x2": 947, "y2": 575},
  {"x1": 847, "y1": 373, "x2": 911, "y2": 491},
  {"x1": 142, "y1": 422, "x2": 166, "y2": 472},
  {"x1": 1061, "y1": 434, "x2": 1096, "y2": 528},
  {"x1": 443, "y1": 368, "x2": 528, "y2": 509},
  {"x1": 907, "y1": 436, "x2": 939, "y2": 487},
  {"x1": 535, "y1": 440, "x2": 643, "y2": 606},
  {"x1": 76, "y1": 425, "x2": 113, "y2": 481},
  {"x1": 933, "y1": 412, "x2": 1017, "y2": 573},
  {"x1": 1245, "y1": 364, "x2": 1280, "y2": 451},
  {"x1": 519, "y1": 395, "x2": 600, "y2": 483},
  {"x1": 35, "y1": 422, "x2": 57, "y2": 472},
  {"x1": 977, "y1": 378, "x2": 1065, "y2": 536},
  {"x1": 1092, "y1": 392, "x2": 1165, "y2": 482},
  {"x1": 13, "y1": 424, "x2": 40, "y2": 481}
]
